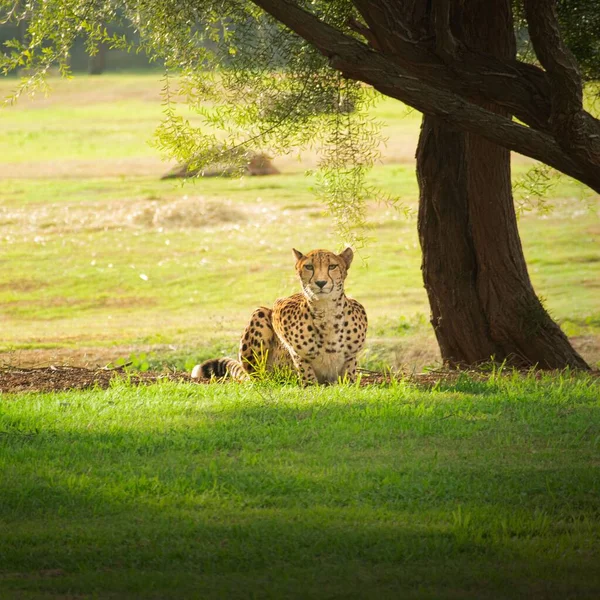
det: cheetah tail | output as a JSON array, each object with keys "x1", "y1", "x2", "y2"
[{"x1": 191, "y1": 358, "x2": 249, "y2": 381}]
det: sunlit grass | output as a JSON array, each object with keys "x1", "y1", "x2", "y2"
[
  {"x1": 0, "y1": 73, "x2": 598, "y2": 369},
  {"x1": 1, "y1": 166, "x2": 597, "y2": 368}
]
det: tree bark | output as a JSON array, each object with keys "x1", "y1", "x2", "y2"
[
  {"x1": 417, "y1": 118, "x2": 505, "y2": 365},
  {"x1": 524, "y1": 0, "x2": 600, "y2": 171},
  {"x1": 416, "y1": 0, "x2": 588, "y2": 369}
]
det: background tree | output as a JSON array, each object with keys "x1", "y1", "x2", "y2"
[
  {"x1": 1, "y1": 0, "x2": 597, "y2": 369},
  {"x1": 87, "y1": 40, "x2": 107, "y2": 75}
]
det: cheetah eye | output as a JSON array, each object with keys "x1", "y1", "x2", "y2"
[
  {"x1": 304, "y1": 264, "x2": 314, "y2": 271},
  {"x1": 328, "y1": 264, "x2": 338, "y2": 271}
]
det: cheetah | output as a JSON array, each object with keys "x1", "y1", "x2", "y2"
[{"x1": 191, "y1": 247, "x2": 368, "y2": 385}]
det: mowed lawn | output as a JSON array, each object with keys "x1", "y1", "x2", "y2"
[
  {"x1": 1, "y1": 374, "x2": 600, "y2": 598},
  {"x1": 0, "y1": 74, "x2": 598, "y2": 370}
]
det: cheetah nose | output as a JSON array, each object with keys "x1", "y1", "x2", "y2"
[{"x1": 315, "y1": 280, "x2": 327, "y2": 289}]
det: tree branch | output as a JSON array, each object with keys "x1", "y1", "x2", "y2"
[
  {"x1": 347, "y1": 17, "x2": 382, "y2": 52},
  {"x1": 524, "y1": 0, "x2": 583, "y2": 116},
  {"x1": 351, "y1": 0, "x2": 551, "y2": 132},
  {"x1": 250, "y1": 0, "x2": 600, "y2": 192},
  {"x1": 524, "y1": 0, "x2": 600, "y2": 170}
]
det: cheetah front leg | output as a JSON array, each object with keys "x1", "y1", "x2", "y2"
[
  {"x1": 342, "y1": 356, "x2": 358, "y2": 383},
  {"x1": 291, "y1": 354, "x2": 318, "y2": 386}
]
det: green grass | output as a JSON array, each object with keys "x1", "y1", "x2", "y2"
[
  {"x1": 0, "y1": 167, "x2": 597, "y2": 369},
  {"x1": 0, "y1": 74, "x2": 421, "y2": 166},
  {"x1": 0, "y1": 75, "x2": 169, "y2": 164},
  {"x1": 1, "y1": 374, "x2": 599, "y2": 598}
]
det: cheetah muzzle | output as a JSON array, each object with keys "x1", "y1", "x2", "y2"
[{"x1": 191, "y1": 247, "x2": 368, "y2": 385}]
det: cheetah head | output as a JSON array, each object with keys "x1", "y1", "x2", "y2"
[{"x1": 293, "y1": 247, "x2": 353, "y2": 300}]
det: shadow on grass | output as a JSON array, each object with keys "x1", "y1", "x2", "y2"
[
  {"x1": 1, "y1": 382, "x2": 599, "y2": 597},
  {"x1": 2, "y1": 466, "x2": 599, "y2": 599}
]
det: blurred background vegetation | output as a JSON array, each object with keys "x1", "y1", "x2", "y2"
[{"x1": 0, "y1": 17, "x2": 157, "y2": 74}]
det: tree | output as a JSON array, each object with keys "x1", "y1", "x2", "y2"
[
  {"x1": 2, "y1": 0, "x2": 597, "y2": 369},
  {"x1": 88, "y1": 41, "x2": 107, "y2": 75}
]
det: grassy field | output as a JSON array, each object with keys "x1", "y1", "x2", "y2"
[
  {"x1": 1, "y1": 373, "x2": 599, "y2": 598},
  {"x1": 1, "y1": 73, "x2": 600, "y2": 599},
  {"x1": 0, "y1": 74, "x2": 598, "y2": 370}
]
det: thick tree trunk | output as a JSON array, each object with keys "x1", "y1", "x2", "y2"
[
  {"x1": 417, "y1": 119, "x2": 504, "y2": 365},
  {"x1": 417, "y1": 117, "x2": 588, "y2": 369},
  {"x1": 416, "y1": 0, "x2": 588, "y2": 369}
]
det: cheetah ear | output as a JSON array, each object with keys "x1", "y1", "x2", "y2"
[
  {"x1": 293, "y1": 248, "x2": 304, "y2": 261},
  {"x1": 339, "y1": 247, "x2": 354, "y2": 269}
]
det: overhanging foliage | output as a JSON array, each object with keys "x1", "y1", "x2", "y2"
[{"x1": 2, "y1": 0, "x2": 599, "y2": 227}]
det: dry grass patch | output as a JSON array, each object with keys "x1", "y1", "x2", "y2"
[
  {"x1": 0, "y1": 194, "x2": 247, "y2": 235},
  {"x1": 131, "y1": 196, "x2": 246, "y2": 229}
]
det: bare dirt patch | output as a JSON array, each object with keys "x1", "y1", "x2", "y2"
[
  {"x1": 0, "y1": 365, "x2": 443, "y2": 393},
  {"x1": 0, "y1": 365, "x2": 195, "y2": 393},
  {"x1": 0, "y1": 365, "x2": 383, "y2": 393}
]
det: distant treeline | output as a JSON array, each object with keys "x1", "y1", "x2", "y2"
[
  {"x1": 1, "y1": 15, "x2": 279, "y2": 76},
  {"x1": 0, "y1": 21, "x2": 160, "y2": 74}
]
